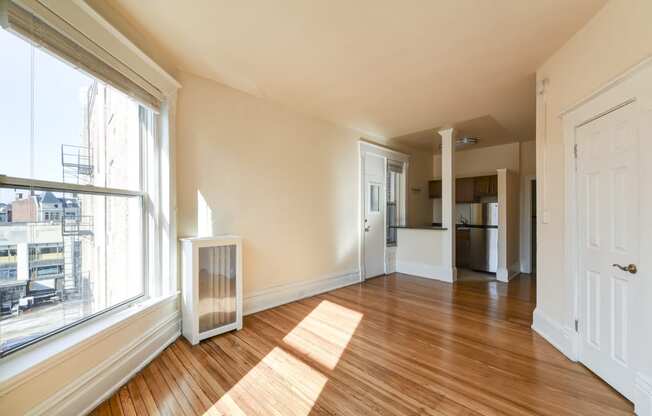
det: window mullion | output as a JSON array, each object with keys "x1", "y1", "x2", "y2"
[{"x1": 0, "y1": 175, "x2": 144, "y2": 198}]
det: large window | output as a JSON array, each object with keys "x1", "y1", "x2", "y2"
[{"x1": 0, "y1": 26, "x2": 154, "y2": 356}]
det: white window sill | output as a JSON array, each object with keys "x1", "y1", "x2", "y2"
[{"x1": 0, "y1": 292, "x2": 179, "y2": 396}]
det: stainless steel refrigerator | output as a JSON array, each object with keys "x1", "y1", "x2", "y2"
[{"x1": 468, "y1": 203, "x2": 498, "y2": 273}]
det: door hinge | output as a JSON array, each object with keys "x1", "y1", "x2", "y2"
[
  {"x1": 574, "y1": 319, "x2": 579, "y2": 332},
  {"x1": 573, "y1": 143, "x2": 578, "y2": 159}
]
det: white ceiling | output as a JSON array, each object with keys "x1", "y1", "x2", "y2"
[{"x1": 96, "y1": 0, "x2": 606, "y2": 147}]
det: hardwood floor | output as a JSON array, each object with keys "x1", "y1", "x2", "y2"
[{"x1": 91, "y1": 273, "x2": 633, "y2": 415}]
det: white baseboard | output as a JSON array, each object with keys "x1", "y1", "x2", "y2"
[
  {"x1": 497, "y1": 262, "x2": 521, "y2": 282},
  {"x1": 385, "y1": 246, "x2": 397, "y2": 274},
  {"x1": 27, "y1": 312, "x2": 181, "y2": 416},
  {"x1": 531, "y1": 308, "x2": 575, "y2": 361},
  {"x1": 635, "y1": 373, "x2": 652, "y2": 416},
  {"x1": 497, "y1": 267, "x2": 509, "y2": 282},
  {"x1": 396, "y1": 261, "x2": 455, "y2": 283},
  {"x1": 243, "y1": 271, "x2": 360, "y2": 315}
]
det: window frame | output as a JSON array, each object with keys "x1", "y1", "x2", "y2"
[{"x1": 0, "y1": 81, "x2": 157, "y2": 357}]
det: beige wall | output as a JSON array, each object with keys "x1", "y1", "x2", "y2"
[
  {"x1": 433, "y1": 141, "x2": 530, "y2": 178},
  {"x1": 520, "y1": 140, "x2": 536, "y2": 176},
  {"x1": 432, "y1": 141, "x2": 535, "y2": 271},
  {"x1": 536, "y1": 0, "x2": 652, "y2": 327},
  {"x1": 176, "y1": 71, "x2": 432, "y2": 295},
  {"x1": 404, "y1": 149, "x2": 434, "y2": 226},
  {"x1": 506, "y1": 170, "x2": 521, "y2": 273}
]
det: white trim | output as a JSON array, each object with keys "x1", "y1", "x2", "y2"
[
  {"x1": 0, "y1": 175, "x2": 144, "y2": 197},
  {"x1": 635, "y1": 373, "x2": 652, "y2": 416},
  {"x1": 520, "y1": 175, "x2": 536, "y2": 274},
  {"x1": 358, "y1": 140, "x2": 410, "y2": 161},
  {"x1": 70, "y1": 0, "x2": 181, "y2": 91},
  {"x1": 385, "y1": 245, "x2": 397, "y2": 274},
  {"x1": 359, "y1": 140, "x2": 408, "y2": 281},
  {"x1": 559, "y1": 55, "x2": 652, "y2": 117},
  {"x1": 531, "y1": 308, "x2": 575, "y2": 361},
  {"x1": 396, "y1": 261, "x2": 456, "y2": 283},
  {"x1": 496, "y1": 267, "x2": 509, "y2": 282},
  {"x1": 496, "y1": 262, "x2": 520, "y2": 282},
  {"x1": 561, "y1": 55, "x2": 652, "y2": 401},
  {"x1": 0, "y1": 292, "x2": 178, "y2": 396},
  {"x1": 27, "y1": 312, "x2": 181, "y2": 416},
  {"x1": 243, "y1": 271, "x2": 360, "y2": 315},
  {"x1": 30, "y1": 0, "x2": 180, "y2": 96}
]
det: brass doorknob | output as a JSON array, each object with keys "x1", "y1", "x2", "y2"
[{"x1": 612, "y1": 263, "x2": 637, "y2": 274}]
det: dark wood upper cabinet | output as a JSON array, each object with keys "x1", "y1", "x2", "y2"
[
  {"x1": 474, "y1": 176, "x2": 491, "y2": 197},
  {"x1": 456, "y1": 177, "x2": 475, "y2": 203},
  {"x1": 474, "y1": 175, "x2": 498, "y2": 200},
  {"x1": 428, "y1": 180, "x2": 441, "y2": 198},
  {"x1": 429, "y1": 174, "x2": 498, "y2": 202}
]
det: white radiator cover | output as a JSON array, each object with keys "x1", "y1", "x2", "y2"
[{"x1": 180, "y1": 236, "x2": 243, "y2": 345}]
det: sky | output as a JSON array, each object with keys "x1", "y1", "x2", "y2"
[{"x1": 0, "y1": 28, "x2": 94, "y2": 203}]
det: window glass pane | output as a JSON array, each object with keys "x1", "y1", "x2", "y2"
[
  {"x1": 369, "y1": 184, "x2": 380, "y2": 213},
  {"x1": 0, "y1": 29, "x2": 141, "y2": 191},
  {"x1": 386, "y1": 169, "x2": 403, "y2": 245},
  {"x1": 0, "y1": 188, "x2": 143, "y2": 355}
]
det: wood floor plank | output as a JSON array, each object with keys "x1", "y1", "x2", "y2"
[
  {"x1": 126, "y1": 379, "x2": 150, "y2": 416},
  {"x1": 91, "y1": 274, "x2": 633, "y2": 415}
]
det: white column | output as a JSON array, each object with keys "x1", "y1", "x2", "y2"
[
  {"x1": 496, "y1": 168, "x2": 508, "y2": 282},
  {"x1": 439, "y1": 128, "x2": 456, "y2": 282}
]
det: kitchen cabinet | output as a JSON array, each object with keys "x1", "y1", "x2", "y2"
[
  {"x1": 456, "y1": 177, "x2": 475, "y2": 202},
  {"x1": 488, "y1": 175, "x2": 498, "y2": 195},
  {"x1": 473, "y1": 175, "x2": 498, "y2": 200},
  {"x1": 428, "y1": 180, "x2": 441, "y2": 198},
  {"x1": 456, "y1": 228, "x2": 471, "y2": 268},
  {"x1": 429, "y1": 175, "x2": 498, "y2": 201}
]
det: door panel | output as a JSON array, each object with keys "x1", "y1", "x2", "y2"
[
  {"x1": 577, "y1": 102, "x2": 638, "y2": 400},
  {"x1": 363, "y1": 153, "x2": 385, "y2": 279}
]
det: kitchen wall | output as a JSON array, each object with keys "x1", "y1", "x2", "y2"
[
  {"x1": 432, "y1": 141, "x2": 531, "y2": 178},
  {"x1": 176, "y1": 71, "x2": 433, "y2": 296},
  {"x1": 432, "y1": 141, "x2": 534, "y2": 269},
  {"x1": 536, "y1": 0, "x2": 652, "y2": 379}
]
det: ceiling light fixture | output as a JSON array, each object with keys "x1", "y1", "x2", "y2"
[
  {"x1": 456, "y1": 137, "x2": 479, "y2": 146},
  {"x1": 438, "y1": 137, "x2": 479, "y2": 150}
]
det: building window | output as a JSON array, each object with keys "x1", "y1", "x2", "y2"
[{"x1": 0, "y1": 26, "x2": 156, "y2": 356}]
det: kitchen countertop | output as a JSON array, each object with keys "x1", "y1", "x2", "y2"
[
  {"x1": 432, "y1": 223, "x2": 498, "y2": 229},
  {"x1": 391, "y1": 225, "x2": 448, "y2": 231}
]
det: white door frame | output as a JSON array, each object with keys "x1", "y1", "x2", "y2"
[
  {"x1": 358, "y1": 141, "x2": 409, "y2": 282},
  {"x1": 562, "y1": 56, "x2": 652, "y2": 412},
  {"x1": 520, "y1": 174, "x2": 536, "y2": 274}
]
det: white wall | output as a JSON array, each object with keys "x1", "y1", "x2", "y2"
[
  {"x1": 395, "y1": 228, "x2": 449, "y2": 280},
  {"x1": 536, "y1": 0, "x2": 652, "y2": 328}
]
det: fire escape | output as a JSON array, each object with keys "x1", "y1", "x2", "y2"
[{"x1": 59, "y1": 81, "x2": 97, "y2": 299}]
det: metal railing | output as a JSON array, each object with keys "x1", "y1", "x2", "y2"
[{"x1": 61, "y1": 144, "x2": 93, "y2": 179}]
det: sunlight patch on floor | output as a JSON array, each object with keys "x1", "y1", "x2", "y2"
[
  {"x1": 204, "y1": 346, "x2": 328, "y2": 415},
  {"x1": 282, "y1": 300, "x2": 363, "y2": 370}
]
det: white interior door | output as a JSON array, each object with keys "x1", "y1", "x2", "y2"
[
  {"x1": 576, "y1": 102, "x2": 639, "y2": 400},
  {"x1": 363, "y1": 152, "x2": 385, "y2": 279}
]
